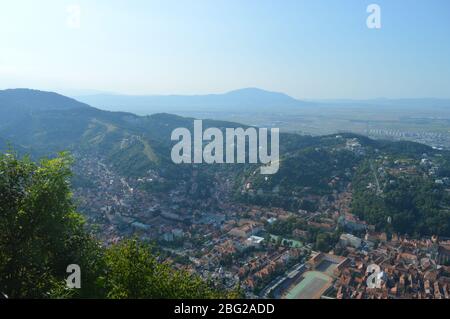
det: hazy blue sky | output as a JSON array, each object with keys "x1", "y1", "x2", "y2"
[{"x1": 1, "y1": 0, "x2": 449, "y2": 99}]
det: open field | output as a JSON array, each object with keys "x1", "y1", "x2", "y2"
[
  {"x1": 284, "y1": 271, "x2": 333, "y2": 299},
  {"x1": 176, "y1": 105, "x2": 450, "y2": 150}
]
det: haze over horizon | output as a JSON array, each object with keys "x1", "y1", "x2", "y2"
[
  {"x1": 1, "y1": 0, "x2": 450, "y2": 99},
  {"x1": 60, "y1": 87, "x2": 450, "y2": 102}
]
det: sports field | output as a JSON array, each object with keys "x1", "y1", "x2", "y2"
[{"x1": 284, "y1": 271, "x2": 333, "y2": 299}]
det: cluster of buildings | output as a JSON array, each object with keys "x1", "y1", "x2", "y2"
[
  {"x1": 72, "y1": 154, "x2": 309, "y2": 295},
  {"x1": 334, "y1": 235, "x2": 450, "y2": 299},
  {"x1": 71, "y1": 147, "x2": 450, "y2": 300},
  {"x1": 270, "y1": 234, "x2": 450, "y2": 300}
]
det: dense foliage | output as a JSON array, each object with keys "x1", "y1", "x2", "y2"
[
  {"x1": 266, "y1": 217, "x2": 342, "y2": 252},
  {"x1": 101, "y1": 240, "x2": 239, "y2": 299},
  {"x1": 351, "y1": 160, "x2": 450, "y2": 237},
  {"x1": 236, "y1": 143, "x2": 360, "y2": 210}
]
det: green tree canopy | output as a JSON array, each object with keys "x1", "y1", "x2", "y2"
[{"x1": 0, "y1": 151, "x2": 94, "y2": 298}]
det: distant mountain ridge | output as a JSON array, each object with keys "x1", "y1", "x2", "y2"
[
  {"x1": 74, "y1": 88, "x2": 314, "y2": 115},
  {"x1": 75, "y1": 87, "x2": 450, "y2": 116}
]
